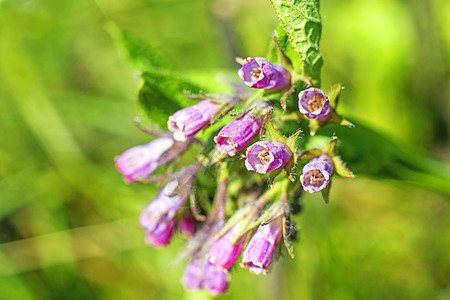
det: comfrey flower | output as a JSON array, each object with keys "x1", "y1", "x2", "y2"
[
  {"x1": 208, "y1": 223, "x2": 249, "y2": 269},
  {"x1": 182, "y1": 260, "x2": 230, "y2": 296},
  {"x1": 245, "y1": 141, "x2": 292, "y2": 174},
  {"x1": 214, "y1": 113, "x2": 262, "y2": 156},
  {"x1": 139, "y1": 180, "x2": 188, "y2": 247},
  {"x1": 300, "y1": 154, "x2": 334, "y2": 193},
  {"x1": 168, "y1": 99, "x2": 222, "y2": 142},
  {"x1": 203, "y1": 261, "x2": 230, "y2": 296},
  {"x1": 238, "y1": 57, "x2": 290, "y2": 90},
  {"x1": 181, "y1": 260, "x2": 203, "y2": 291},
  {"x1": 241, "y1": 216, "x2": 283, "y2": 275},
  {"x1": 178, "y1": 214, "x2": 197, "y2": 237},
  {"x1": 115, "y1": 137, "x2": 174, "y2": 183},
  {"x1": 298, "y1": 87, "x2": 332, "y2": 121},
  {"x1": 145, "y1": 219, "x2": 176, "y2": 247}
]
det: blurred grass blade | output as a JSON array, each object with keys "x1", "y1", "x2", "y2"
[
  {"x1": 0, "y1": 219, "x2": 141, "y2": 276},
  {"x1": 106, "y1": 22, "x2": 172, "y2": 71}
]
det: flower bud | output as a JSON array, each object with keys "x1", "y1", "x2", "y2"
[
  {"x1": 182, "y1": 260, "x2": 203, "y2": 291},
  {"x1": 241, "y1": 217, "x2": 283, "y2": 275},
  {"x1": 145, "y1": 219, "x2": 176, "y2": 247},
  {"x1": 178, "y1": 214, "x2": 197, "y2": 237},
  {"x1": 208, "y1": 223, "x2": 248, "y2": 269},
  {"x1": 245, "y1": 141, "x2": 292, "y2": 174},
  {"x1": 115, "y1": 137, "x2": 174, "y2": 183},
  {"x1": 203, "y1": 261, "x2": 230, "y2": 296},
  {"x1": 300, "y1": 154, "x2": 334, "y2": 193},
  {"x1": 238, "y1": 57, "x2": 290, "y2": 90},
  {"x1": 181, "y1": 260, "x2": 230, "y2": 296},
  {"x1": 214, "y1": 113, "x2": 262, "y2": 156},
  {"x1": 139, "y1": 181, "x2": 188, "y2": 247},
  {"x1": 168, "y1": 99, "x2": 222, "y2": 142},
  {"x1": 298, "y1": 88, "x2": 332, "y2": 121}
]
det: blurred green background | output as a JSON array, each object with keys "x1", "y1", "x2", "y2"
[{"x1": 1, "y1": 0, "x2": 450, "y2": 299}]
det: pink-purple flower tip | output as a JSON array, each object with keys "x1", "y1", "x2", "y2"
[
  {"x1": 241, "y1": 217, "x2": 283, "y2": 275},
  {"x1": 245, "y1": 141, "x2": 292, "y2": 174},
  {"x1": 214, "y1": 113, "x2": 262, "y2": 156},
  {"x1": 115, "y1": 137, "x2": 174, "y2": 183},
  {"x1": 182, "y1": 260, "x2": 203, "y2": 291},
  {"x1": 139, "y1": 181, "x2": 187, "y2": 247},
  {"x1": 168, "y1": 99, "x2": 222, "y2": 142},
  {"x1": 238, "y1": 57, "x2": 291, "y2": 90},
  {"x1": 182, "y1": 260, "x2": 230, "y2": 296},
  {"x1": 300, "y1": 154, "x2": 334, "y2": 193},
  {"x1": 145, "y1": 218, "x2": 176, "y2": 247},
  {"x1": 178, "y1": 215, "x2": 197, "y2": 237},
  {"x1": 208, "y1": 225, "x2": 248, "y2": 269},
  {"x1": 203, "y1": 261, "x2": 230, "y2": 296},
  {"x1": 298, "y1": 88, "x2": 332, "y2": 121}
]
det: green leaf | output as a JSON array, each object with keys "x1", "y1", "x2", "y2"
[
  {"x1": 282, "y1": 214, "x2": 295, "y2": 258},
  {"x1": 320, "y1": 181, "x2": 331, "y2": 204},
  {"x1": 265, "y1": 110, "x2": 288, "y2": 144},
  {"x1": 298, "y1": 148, "x2": 322, "y2": 161},
  {"x1": 269, "y1": 168, "x2": 284, "y2": 186},
  {"x1": 328, "y1": 84, "x2": 342, "y2": 109},
  {"x1": 269, "y1": 0, "x2": 323, "y2": 87},
  {"x1": 308, "y1": 111, "x2": 353, "y2": 136},
  {"x1": 254, "y1": 201, "x2": 285, "y2": 227},
  {"x1": 138, "y1": 70, "x2": 204, "y2": 128},
  {"x1": 280, "y1": 84, "x2": 296, "y2": 110},
  {"x1": 286, "y1": 129, "x2": 302, "y2": 154},
  {"x1": 333, "y1": 155, "x2": 355, "y2": 178},
  {"x1": 322, "y1": 136, "x2": 338, "y2": 156},
  {"x1": 283, "y1": 130, "x2": 302, "y2": 181},
  {"x1": 272, "y1": 33, "x2": 295, "y2": 72},
  {"x1": 106, "y1": 22, "x2": 172, "y2": 71}
]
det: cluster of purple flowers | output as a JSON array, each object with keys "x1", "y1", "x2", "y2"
[{"x1": 115, "y1": 56, "x2": 352, "y2": 296}]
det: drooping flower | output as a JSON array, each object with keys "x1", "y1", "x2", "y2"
[
  {"x1": 145, "y1": 218, "x2": 176, "y2": 247},
  {"x1": 115, "y1": 137, "x2": 174, "y2": 183},
  {"x1": 245, "y1": 141, "x2": 292, "y2": 174},
  {"x1": 300, "y1": 154, "x2": 334, "y2": 193},
  {"x1": 178, "y1": 214, "x2": 197, "y2": 237},
  {"x1": 168, "y1": 99, "x2": 222, "y2": 142},
  {"x1": 203, "y1": 261, "x2": 230, "y2": 296},
  {"x1": 241, "y1": 216, "x2": 283, "y2": 275},
  {"x1": 298, "y1": 87, "x2": 332, "y2": 121},
  {"x1": 208, "y1": 223, "x2": 249, "y2": 269},
  {"x1": 139, "y1": 180, "x2": 188, "y2": 247},
  {"x1": 238, "y1": 57, "x2": 291, "y2": 90},
  {"x1": 181, "y1": 260, "x2": 203, "y2": 291},
  {"x1": 214, "y1": 113, "x2": 262, "y2": 156},
  {"x1": 182, "y1": 260, "x2": 230, "y2": 296}
]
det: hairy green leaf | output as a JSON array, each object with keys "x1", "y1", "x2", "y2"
[
  {"x1": 269, "y1": 0, "x2": 323, "y2": 87},
  {"x1": 328, "y1": 84, "x2": 342, "y2": 109},
  {"x1": 138, "y1": 70, "x2": 204, "y2": 128},
  {"x1": 255, "y1": 201, "x2": 284, "y2": 227},
  {"x1": 266, "y1": 111, "x2": 288, "y2": 144},
  {"x1": 333, "y1": 156, "x2": 355, "y2": 178}
]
